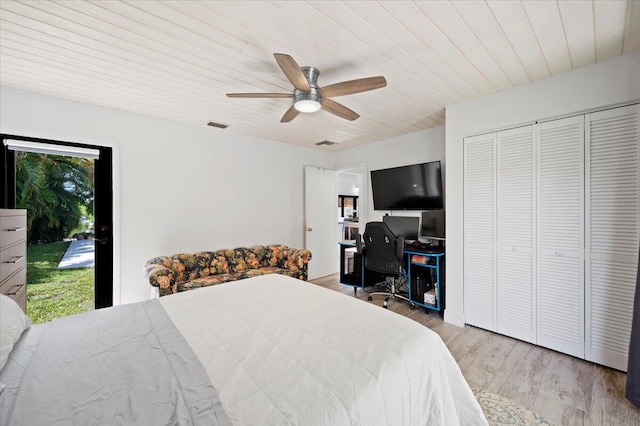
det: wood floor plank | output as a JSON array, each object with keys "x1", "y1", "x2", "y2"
[
  {"x1": 485, "y1": 340, "x2": 552, "y2": 408},
  {"x1": 457, "y1": 331, "x2": 518, "y2": 388},
  {"x1": 536, "y1": 350, "x2": 594, "y2": 413},
  {"x1": 561, "y1": 404, "x2": 591, "y2": 426},
  {"x1": 532, "y1": 392, "x2": 569, "y2": 424},
  {"x1": 309, "y1": 274, "x2": 640, "y2": 425},
  {"x1": 590, "y1": 365, "x2": 635, "y2": 425}
]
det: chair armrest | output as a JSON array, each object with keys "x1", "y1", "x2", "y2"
[
  {"x1": 143, "y1": 260, "x2": 177, "y2": 297},
  {"x1": 396, "y1": 236, "x2": 405, "y2": 260},
  {"x1": 355, "y1": 234, "x2": 363, "y2": 254}
]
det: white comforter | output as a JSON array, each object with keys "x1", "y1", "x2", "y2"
[{"x1": 160, "y1": 274, "x2": 487, "y2": 425}]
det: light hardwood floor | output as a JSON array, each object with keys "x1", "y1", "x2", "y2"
[{"x1": 309, "y1": 274, "x2": 640, "y2": 426}]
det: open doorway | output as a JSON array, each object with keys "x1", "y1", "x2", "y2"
[
  {"x1": 336, "y1": 163, "x2": 367, "y2": 272},
  {"x1": 17, "y1": 150, "x2": 94, "y2": 323},
  {"x1": 1, "y1": 135, "x2": 113, "y2": 323}
]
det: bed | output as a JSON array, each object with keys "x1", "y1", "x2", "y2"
[{"x1": 0, "y1": 274, "x2": 487, "y2": 425}]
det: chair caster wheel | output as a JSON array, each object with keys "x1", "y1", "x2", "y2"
[
  {"x1": 410, "y1": 303, "x2": 416, "y2": 310},
  {"x1": 367, "y1": 296, "x2": 373, "y2": 301}
]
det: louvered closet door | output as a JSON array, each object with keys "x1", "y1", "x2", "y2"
[
  {"x1": 497, "y1": 126, "x2": 536, "y2": 343},
  {"x1": 586, "y1": 104, "x2": 640, "y2": 371},
  {"x1": 464, "y1": 133, "x2": 497, "y2": 331},
  {"x1": 536, "y1": 116, "x2": 585, "y2": 358}
]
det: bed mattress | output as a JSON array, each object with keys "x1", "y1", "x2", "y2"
[
  {"x1": 160, "y1": 274, "x2": 487, "y2": 425},
  {"x1": 0, "y1": 274, "x2": 486, "y2": 425}
]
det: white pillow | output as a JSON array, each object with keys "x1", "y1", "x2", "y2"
[{"x1": 0, "y1": 294, "x2": 31, "y2": 372}]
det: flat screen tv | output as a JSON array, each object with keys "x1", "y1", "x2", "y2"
[{"x1": 371, "y1": 161, "x2": 443, "y2": 210}]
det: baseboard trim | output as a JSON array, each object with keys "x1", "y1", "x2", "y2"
[{"x1": 444, "y1": 310, "x2": 465, "y2": 327}]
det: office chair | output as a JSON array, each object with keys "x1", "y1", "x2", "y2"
[{"x1": 356, "y1": 222, "x2": 411, "y2": 309}]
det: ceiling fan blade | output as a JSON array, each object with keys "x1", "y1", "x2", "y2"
[
  {"x1": 320, "y1": 76, "x2": 387, "y2": 98},
  {"x1": 274, "y1": 53, "x2": 311, "y2": 92},
  {"x1": 321, "y1": 99, "x2": 359, "y2": 121},
  {"x1": 226, "y1": 93, "x2": 292, "y2": 98},
  {"x1": 281, "y1": 105, "x2": 300, "y2": 123}
]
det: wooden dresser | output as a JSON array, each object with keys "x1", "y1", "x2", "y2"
[{"x1": 0, "y1": 209, "x2": 27, "y2": 313}]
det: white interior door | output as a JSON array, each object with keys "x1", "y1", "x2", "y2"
[
  {"x1": 536, "y1": 115, "x2": 585, "y2": 359},
  {"x1": 585, "y1": 104, "x2": 639, "y2": 371},
  {"x1": 305, "y1": 166, "x2": 337, "y2": 280},
  {"x1": 496, "y1": 125, "x2": 536, "y2": 343},
  {"x1": 464, "y1": 133, "x2": 497, "y2": 332}
]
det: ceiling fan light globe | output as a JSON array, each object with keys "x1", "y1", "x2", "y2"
[{"x1": 294, "y1": 99, "x2": 322, "y2": 113}]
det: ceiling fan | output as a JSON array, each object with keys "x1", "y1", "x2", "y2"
[{"x1": 226, "y1": 53, "x2": 387, "y2": 123}]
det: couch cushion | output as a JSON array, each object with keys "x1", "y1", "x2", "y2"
[
  {"x1": 169, "y1": 253, "x2": 196, "y2": 284},
  {"x1": 210, "y1": 250, "x2": 233, "y2": 274},
  {"x1": 177, "y1": 274, "x2": 234, "y2": 292},
  {"x1": 262, "y1": 245, "x2": 289, "y2": 268},
  {"x1": 247, "y1": 245, "x2": 267, "y2": 267},
  {"x1": 234, "y1": 267, "x2": 295, "y2": 281},
  {"x1": 231, "y1": 247, "x2": 263, "y2": 270},
  {"x1": 190, "y1": 252, "x2": 215, "y2": 280}
]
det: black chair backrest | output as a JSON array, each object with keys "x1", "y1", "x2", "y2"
[{"x1": 362, "y1": 222, "x2": 404, "y2": 276}]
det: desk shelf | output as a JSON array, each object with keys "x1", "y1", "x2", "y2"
[{"x1": 405, "y1": 250, "x2": 445, "y2": 313}]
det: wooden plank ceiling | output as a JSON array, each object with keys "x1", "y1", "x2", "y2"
[{"x1": 0, "y1": 0, "x2": 638, "y2": 151}]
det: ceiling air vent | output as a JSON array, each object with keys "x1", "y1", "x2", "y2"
[
  {"x1": 207, "y1": 121, "x2": 228, "y2": 129},
  {"x1": 315, "y1": 140, "x2": 336, "y2": 146}
]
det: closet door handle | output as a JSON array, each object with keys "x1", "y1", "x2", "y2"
[
  {"x1": 7, "y1": 227, "x2": 26, "y2": 232},
  {"x1": 3, "y1": 255, "x2": 25, "y2": 264}
]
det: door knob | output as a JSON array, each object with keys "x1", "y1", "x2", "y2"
[{"x1": 307, "y1": 227, "x2": 313, "y2": 232}]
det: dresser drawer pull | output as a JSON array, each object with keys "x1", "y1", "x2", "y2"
[
  {"x1": 6, "y1": 227, "x2": 26, "y2": 232},
  {"x1": 6, "y1": 283, "x2": 24, "y2": 296},
  {"x1": 3, "y1": 255, "x2": 25, "y2": 264}
]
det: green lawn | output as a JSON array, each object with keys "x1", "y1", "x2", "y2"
[{"x1": 27, "y1": 241, "x2": 94, "y2": 324}]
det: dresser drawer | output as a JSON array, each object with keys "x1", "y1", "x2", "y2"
[
  {"x1": 0, "y1": 268, "x2": 27, "y2": 313},
  {"x1": 0, "y1": 214, "x2": 27, "y2": 249},
  {"x1": 0, "y1": 243, "x2": 27, "y2": 282}
]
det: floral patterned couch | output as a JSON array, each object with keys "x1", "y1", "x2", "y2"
[{"x1": 144, "y1": 245, "x2": 312, "y2": 297}]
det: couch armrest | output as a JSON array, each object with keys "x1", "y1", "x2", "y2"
[
  {"x1": 143, "y1": 259, "x2": 177, "y2": 297},
  {"x1": 283, "y1": 248, "x2": 313, "y2": 281}
]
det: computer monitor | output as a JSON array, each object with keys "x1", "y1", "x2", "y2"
[
  {"x1": 382, "y1": 215, "x2": 420, "y2": 241},
  {"x1": 421, "y1": 210, "x2": 445, "y2": 240}
]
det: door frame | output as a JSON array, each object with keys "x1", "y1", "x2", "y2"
[
  {"x1": 0, "y1": 128, "x2": 121, "y2": 306},
  {"x1": 336, "y1": 162, "x2": 368, "y2": 227}
]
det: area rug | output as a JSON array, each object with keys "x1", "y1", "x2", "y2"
[{"x1": 472, "y1": 386, "x2": 558, "y2": 425}]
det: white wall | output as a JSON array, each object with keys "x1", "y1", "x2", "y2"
[
  {"x1": 0, "y1": 86, "x2": 333, "y2": 304},
  {"x1": 334, "y1": 126, "x2": 446, "y2": 224},
  {"x1": 445, "y1": 51, "x2": 640, "y2": 326},
  {"x1": 337, "y1": 172, "x2": 361, "y2": 197}
]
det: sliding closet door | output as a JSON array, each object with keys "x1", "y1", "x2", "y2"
[
  {"x1": 496, "y1": 126, "x2": 536, "y2": 343},
  {"x1": 536, "y1": 116, "x2": 585, "y2": 358},
  {"x1": 464, "y1": 133, "x2": 497, "y2": 331},
  {"x1": 586, "y1": 104, "x2": 640, "y2": 371}
]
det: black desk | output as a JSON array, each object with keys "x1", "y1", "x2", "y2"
[{"x1": 338, "y1": 242, "x2": 445, "y2": 313}]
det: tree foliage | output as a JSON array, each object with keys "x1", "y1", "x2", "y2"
[{"x1": 16, "y1": 152, "x2": 94, "y2": 243}]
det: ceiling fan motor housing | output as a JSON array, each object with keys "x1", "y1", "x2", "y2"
[{"x1": 294, "y1": 66, "x2": 322, "y2": 110}]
